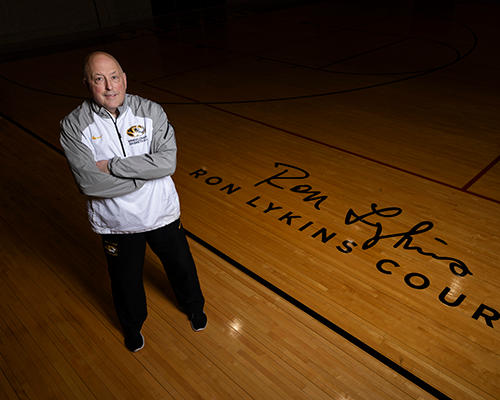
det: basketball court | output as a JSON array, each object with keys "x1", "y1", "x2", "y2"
[{"x1": 0, "y1": 1, "x2": 499, "y2": 399}]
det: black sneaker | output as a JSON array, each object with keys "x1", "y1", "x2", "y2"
[
  {"x1": 125, "y1": 332, "x2": 145, "y2": 352},
  {"x1": 190, "y1": 311, "x2": 207, "y2": 332}
]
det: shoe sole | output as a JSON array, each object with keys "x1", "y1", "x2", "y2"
[
  {"x1": 191, "y1": 312, "x2": 207, "y2": 332},
  {"x1": 129, "y1": 333, "x2": 145, "y2": 352}
]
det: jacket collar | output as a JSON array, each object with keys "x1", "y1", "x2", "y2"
[{"x1": 89, "y1": 94, "x2": 129, "y2": 119}]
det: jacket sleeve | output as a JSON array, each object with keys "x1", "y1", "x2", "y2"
[
  {"x1": 60, "y1": 118, "x2": 146, "y2": 199},
  {"x1": 107, "y1": 105, "x2": 177, "y2": 180}
]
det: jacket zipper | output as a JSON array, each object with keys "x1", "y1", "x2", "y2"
[
  {"x1": 110, "y1": 115, "x2": 127, "y2": 157},
  {"x1": 109, "y1": 113, "x2": 138, "y2": 187}
]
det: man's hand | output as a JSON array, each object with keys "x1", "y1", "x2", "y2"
[{"x1": 96, "y1": 160, "x2": 110, "y2": 174}]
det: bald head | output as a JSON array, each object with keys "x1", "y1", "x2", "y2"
[
  {"x1": 83, "y1": 51, "x2": 123, "y2": 81},
  {"x1": 83, "y1": 51, "x2": 127, "y2": 118}
]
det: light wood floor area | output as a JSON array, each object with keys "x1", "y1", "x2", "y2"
[{"x1": 1, "y1": 1, "x2": 499, "y2": 399}]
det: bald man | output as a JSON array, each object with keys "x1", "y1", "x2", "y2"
[{"x1": 60, "y1": 52, "x2": 206, "y2": 352}]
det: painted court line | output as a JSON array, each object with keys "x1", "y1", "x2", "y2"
[
  {"x1": 146, "y1": 83, "x2": 500, "y2": 205},
  {"x1": 185, "y1": 230, "x2": 453, "y2": 400}
]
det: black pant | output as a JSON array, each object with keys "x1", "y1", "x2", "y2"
[{"x1": 101, "y1": 218, "x2": 205, "y2": 336}]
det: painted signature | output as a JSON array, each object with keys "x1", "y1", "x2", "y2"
[{"x1": 346, "y1": 204, "x2": 472, "y2": 277}]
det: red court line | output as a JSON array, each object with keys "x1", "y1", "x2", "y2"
[
  {"x1": 461, "y1": 154, "x2": 500, "y2": 191},
  {"x1": 145, "y1": 82, "x2": 500, "y2": 205}
]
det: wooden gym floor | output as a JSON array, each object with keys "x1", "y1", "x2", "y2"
[{"x1": 0, "y1": 1, "x2": 499, "y2": 399}]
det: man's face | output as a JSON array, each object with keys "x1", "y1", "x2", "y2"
[{"x1": 84, "y1": 54, "x2": 127, "y2": 117}]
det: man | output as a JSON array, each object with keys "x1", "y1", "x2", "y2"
[{"x1": 60, "y1": 51, "x2": 206, "y2": 352}]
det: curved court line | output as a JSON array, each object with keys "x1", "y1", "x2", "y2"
[
  {"x1": 319, "y1": 34, "x2": 461, "y2": 74},
  {"x1": 155, "y1": 64, "x2": 456, "y2": 104},
  {"x1": 0, "y1": 7, "x2": 475, "y2": 104},
  {"x1": 154, "y1": 28, "x2": 461, "y2": 78},
  {"x1": 0, "y1": 31, "x2": 462, "y2": 103},
  {"x1": 150, "y1": 37, "x2": 471, "y2": 105},
  {"x1": 0, "y1": 28, "x2": 467, "y2": 104},
  {"x1": 150, "y1": 9, "x2": 475, "y2": 104}
]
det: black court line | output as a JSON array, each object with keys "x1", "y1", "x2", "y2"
[
  {"x1": 318, "y1": 37, "x2": 412, "y2": 69},
  {"x1": 148, "y1": 83, "x2": 500, "y2": 206},
  {"x1": 3, "y1": 110, "x2": 454, "y2": 400},
  {"x1": 1, "y1": 113, "x2": 64, "y2": 156},
  {"x1": 185, "y1": 231, "x2": 453, "y2": 400},
  {"x1": 149, "y1": 32, "x2": 468, "y2": 105},
  {"x1": 146, "y1": 8, "x2": 472, "y2": 103},
  {"x1": 146, "y1": 29, "x2": 461, "y2": 84}
]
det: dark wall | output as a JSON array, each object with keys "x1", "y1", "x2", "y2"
[{"x1": 151, "y1": 0, "x2": 225, "y2": 16}]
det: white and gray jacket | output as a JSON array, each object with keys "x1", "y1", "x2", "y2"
[{"x1": 60, "y1": 94, "x2": 180, "y2": 234}]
